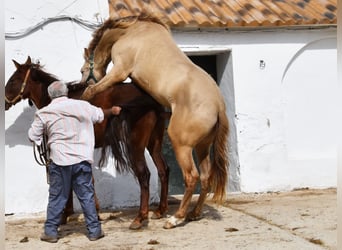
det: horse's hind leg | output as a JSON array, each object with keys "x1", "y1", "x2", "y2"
[
  {"x1": 147, "y1": 117, "x2": 169, "y2": 219},
  {"x1": 92, "y1": 175, "x2": 101, "y2": 220},
  {"x1": 129, "y1": 114, "x2": 156, "y2": 230},
  {"x1": 186, "y1": 141, "x2": 212, "y2": 221},
  {"x1": 129, "y1": 155, "x2": 151, "y2": 230},
  {"x1": 164, "y1": 144, "x2": 199, "y2": 229}
]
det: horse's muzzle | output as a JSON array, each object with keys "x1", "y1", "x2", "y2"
[{"x1": 5, "y1": 101, "x2": 12, "y2": 111}]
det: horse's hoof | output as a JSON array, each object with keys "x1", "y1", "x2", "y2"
[
  {"x1": 186, "y1": 211, "x2": 202, "y2": 221},
  {"x1": 60, "y1": 214, "x2": 68, "y2": 225},
  {"x1": 163, "y1": 221, "x2": 176, "y2": 229},
  {"x1": 151, "y1": 211, "x2": 162, "y2": 220},
  {"x1": 163, "y1": 216, "x2": 182, "y2": 229},
  {"x1": 81, "y1": 87, "x2": 94, "y2": 100},
  {"x1": 129, "y1": 221, "x2": 143, "y2": 230},
  {"x1": 81, "y1": 92, "x2": 91, "y2": 100},
  {"x1": 60, "y1": 217, "x2": 68, "y2": 225}
]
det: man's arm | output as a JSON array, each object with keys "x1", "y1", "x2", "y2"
[
  {"x1": 28, "y1": 114, "x2": 44, "y2": 145},
  {"x1": 102, "y1": 106, "x2": 121, "y2": 118}
]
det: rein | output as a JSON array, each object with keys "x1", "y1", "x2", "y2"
[
  {"x1": 5, "y1": 68, "x2": 31, "y2": 105},
  {"x1": 33, "y1": 134, "x2": 50, "y2": 184},
  {"x1": 86, "y1": 53, "x2": 98, "y2": 83}
]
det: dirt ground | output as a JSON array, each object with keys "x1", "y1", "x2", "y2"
[{"x1": 5, "y1": 188, "x2": 336, "y2": 250}]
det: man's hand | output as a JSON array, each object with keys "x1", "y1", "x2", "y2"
[
  {"x1": 102, "y1": 106, "x2": 121, "y2": 118},
  {"x1": 111, "y1": 106, "x2": 121, "y2": 115}
]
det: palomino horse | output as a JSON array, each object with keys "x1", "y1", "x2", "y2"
[
  {"x1": 5, "y1": 56, "x2": 170, "y2": 229},
  {"x1": 80, "y1": 13, "x2": 229, "y2": 229}
]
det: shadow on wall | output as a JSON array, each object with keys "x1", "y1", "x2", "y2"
[
  {"x1": 5, "y1": 106, "x2": 36, "y2": 147},
  {"x1": 6, "y1": 105, "x2": 160, "y2": 210},
  {"x1": 71, "y1": 150, "x2": 160, "y2": 210}
]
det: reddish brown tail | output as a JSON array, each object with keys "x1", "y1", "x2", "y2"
[{"x1": 210, "y1": 109, "x2": 229, "y2": 203}]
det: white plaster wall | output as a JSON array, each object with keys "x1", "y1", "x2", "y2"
[
  {"x1": 174, "y1": 28, "x2": 337, "y2": 192},
  {"x1": 5, "y1": 0, "x2": 159, "y2": 215}
]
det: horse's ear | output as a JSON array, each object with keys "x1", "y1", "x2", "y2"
[
  {"x1": 12, "y1": 59, "x2": 20, "y2": 69},
  {"x1": 84, "y1": 48, "x2": 89, "y2": 59},
  {"x1": 25, "y1": 56, "x2": 32, "y2": 65}
]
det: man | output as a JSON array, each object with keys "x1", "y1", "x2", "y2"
[{"x1": 28, "y1": 81, "x2": 121, "y2": 243}]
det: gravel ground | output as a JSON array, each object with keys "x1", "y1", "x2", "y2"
[{"x1": 4, "y1": 188, "x2": 336, "y2": 250}]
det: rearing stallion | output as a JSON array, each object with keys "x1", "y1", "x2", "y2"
[{"x1": 81, "y1": 13, "x2": 229, "y2": 229}]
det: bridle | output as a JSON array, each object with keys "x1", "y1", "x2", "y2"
[
  {"x1": 5, "y1": 68, "x2": 31, "y2": 105},
  {"x1": 86, "y1": 53, "x2": 98, "y2": 83}
]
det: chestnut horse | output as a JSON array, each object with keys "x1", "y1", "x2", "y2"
[
  {"x1": 5, "y1": 56, "x2": 169, "y2": 229},
  {"x1": 80, "y1": 13, "x2": 229, "y2": 229}
]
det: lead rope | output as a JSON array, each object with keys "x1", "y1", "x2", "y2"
[{"x1": 33, "y1": 134, "x2": 50, "y2": 184}]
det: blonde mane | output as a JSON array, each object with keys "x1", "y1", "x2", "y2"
[{"x1": 88, "y1": 12, "x2": 169, "y2": 52}]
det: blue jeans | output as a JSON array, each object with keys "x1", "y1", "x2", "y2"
[{"x1": 44, "y1": 161, "x2": 101, "y2": 237}]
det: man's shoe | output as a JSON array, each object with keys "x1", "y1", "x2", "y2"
[
  {"x1": 40, "y1": 233, "x2": 58, "y2": 243},
  {"x1": 88, "y1": 231, "x2": 104, "y2": 241}
]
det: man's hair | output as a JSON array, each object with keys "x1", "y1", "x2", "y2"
[{"x1": 48, "y1": 81, "x2": 68, "y2": 99}]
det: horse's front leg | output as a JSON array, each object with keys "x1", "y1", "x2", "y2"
[{"x1": 81, "y1": 61, "x2": 129, "y2": 100}]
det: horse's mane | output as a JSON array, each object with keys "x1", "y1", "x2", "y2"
[
  {"x1": 29, "y1": 61, "x2": 88, "y2": 94},
  {"x1": 66, "y1": 81, "x2": 88, "y2": 92},
  {"x1": 29, "y1": 62, "x2": 59, "y2": 85},
  {"x1": 88, "y1": 11, "x2": 169, "y2": 52}
]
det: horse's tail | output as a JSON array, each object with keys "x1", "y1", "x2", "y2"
[
  {"x1": 210, "y1": 109, "x2": 229, "y2": 204},
  {"x1": 99, "y1": 94, "x2": 163, "y2": 174},
  {"x1": 99, "y1": 110, "x2": 133, "y2": 174}
]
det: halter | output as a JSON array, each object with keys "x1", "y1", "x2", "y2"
[
  {"x1": 5, "y1": 68, "x2": 31, "y2": 105},
  {"x1": 86, "y1": 53, "x2": 98, "y2": 83}
]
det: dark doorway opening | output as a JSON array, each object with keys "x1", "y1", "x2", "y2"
[{"x1": 189, "y1": 55, "x2": 217, "y2": 82}]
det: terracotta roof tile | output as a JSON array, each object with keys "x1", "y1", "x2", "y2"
[{"x1": 108, "y1": 0, "x2": 337, "y2": 28}]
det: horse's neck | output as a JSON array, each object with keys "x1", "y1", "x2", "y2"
[
  {"x1": 29, "y1": 82, "x2": 50, "y2": 109},
  {"x1": 94, "y1": 29, "x2": 125, "y2": 68},
  {"x1": 28, "y1": 69, "x2": 56, "y2": 108}
]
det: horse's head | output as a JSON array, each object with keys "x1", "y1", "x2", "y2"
[
  {"x1": 80, "y1": 48, "x2": 105, "y2": 85},
  {"x1": 5, "y1": 56, "x2": 57, "y2": 110},
  {"x1": 5, "y1": 56, "x2": 33, "y2": 110}
]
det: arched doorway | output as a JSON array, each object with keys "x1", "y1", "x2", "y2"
[{"x1": 281, "y1": 38, "x2": 337, "y2": 181}]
